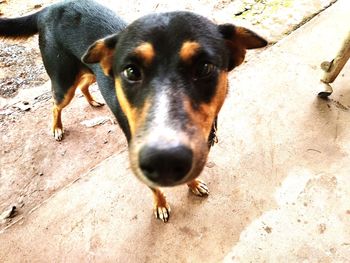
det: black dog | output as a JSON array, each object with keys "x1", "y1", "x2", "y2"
[{"x1": 0, "y1": 0, "x2": 267, "y2": 222}]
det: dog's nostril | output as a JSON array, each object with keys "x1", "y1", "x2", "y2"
[{"x1": 139, "y1": 145, "x2": 193, "y2": 185}]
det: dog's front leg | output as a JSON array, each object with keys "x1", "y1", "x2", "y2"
[{"x1": 150, "y1": 187, "x2": 171, "y2": 223}]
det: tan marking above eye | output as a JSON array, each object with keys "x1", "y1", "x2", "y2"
[
  {"x1": 179, "y1": 41, "x2": 201, "y2": 63},
  {"x1": 134, "y1": 42, "x2": 155, "y2": 65}
]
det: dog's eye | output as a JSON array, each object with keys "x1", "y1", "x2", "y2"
[
  {"x1": 122, "y1": 65, "x2": 142, "y2": 82},
  {"x1": 194, "y1": 62, "x2": 216, "y2": 80}
]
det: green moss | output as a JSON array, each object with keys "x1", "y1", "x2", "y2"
[
  {"x1": 284, "y1": 0, "x2": 293, "y2": 8},
  {"x1": 232, "y1": 0, "x2": 295, "y2": 20}
]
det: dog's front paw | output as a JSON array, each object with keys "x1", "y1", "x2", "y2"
[
  {"x1": 53, "y1": 127, "x2": 64, "y2": 141},
  {"x1": 151, "y1": 188, "x2": 171, "y2": 223},
  {"x1": 187, "y1": 179, "x2": 209, "y2": 197},
  {"x1": 154, "y1": 203, "x2": 171, "y2": 223}
]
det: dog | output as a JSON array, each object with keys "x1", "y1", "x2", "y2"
[{"x1": 0, "y1": 0, "x2": 267, "y2": 222}]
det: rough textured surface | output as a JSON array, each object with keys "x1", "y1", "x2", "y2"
[
  {"x1": 99, "y1": 0, "x2": 338, "y2": 43},
  {"x1": 1, "y1": 0, "x2": 349, "y2": 261},
  {"x1": 223, "y1": 1, "x2": 350, "y2": 260}
]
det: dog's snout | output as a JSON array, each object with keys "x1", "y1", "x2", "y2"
[{"x1": 139, "y1": 145, "x2": 193, "y2": 185}]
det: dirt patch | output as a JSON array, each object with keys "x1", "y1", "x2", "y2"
[
  {"x1": 0, "y1": 0, "x2": 55, "y2": 98},
  {"x1": 0, "y1": 1, "x2": 128, "y2": 230},
  {"x1": 0, "y1": 38, "x2": 47, "y2": 98},
  {"x1": 0, "y1": 84, "x2": 128, "y2": 229}
]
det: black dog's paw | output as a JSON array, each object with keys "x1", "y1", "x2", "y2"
[
  {"x1": 53, "y1": 127, "x2": 64, "y2": 141},
  {"x1": 154, "y1": 203, "x2": 171, "y2": 223},
  {"x1": 187, "y1": 179, "x2": 209, "y2": 197}
]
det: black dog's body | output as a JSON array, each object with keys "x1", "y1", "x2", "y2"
[
  {"x1": 0, "y1": 0, "x2": 267, "y2": 222},
  {"x1": 36, "y1": 0, "x2": 123, "y2": 108},
  {"x1": 1, "y1": 0, "x2": 129, "y2": 138}
]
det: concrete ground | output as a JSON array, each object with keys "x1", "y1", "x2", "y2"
[{"x1": 1, "y1": 0, "x2": 350, "y2": 262}]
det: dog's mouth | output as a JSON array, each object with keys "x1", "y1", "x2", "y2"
[{"x1": 128, "y1": 128, "x2": 209, "y2": 188}]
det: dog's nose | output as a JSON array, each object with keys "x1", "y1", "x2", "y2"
[{"x1": 139, "y1": 145, "x2": 193, "y2": 185}]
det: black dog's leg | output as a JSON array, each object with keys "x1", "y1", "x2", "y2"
[
  {"x1": 186, "y1": 118, "x2": 217, "y2": 199},
  {"x1": 78, "y1": 71, "x2": 105, "y2": 107},
  {"x1": 150, "y1": 187, "x2": 171, "y2": 223},
  {"x1": 51, "y1": 82, "x2": 76, "y2": 141},
  {"x1": 40, "y1": 45, "x2": 83, "y2": 140}
]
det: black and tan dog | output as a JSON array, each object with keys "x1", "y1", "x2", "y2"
[{"x1": 0, "y1": 0, "x2": 267, "y2": 222}]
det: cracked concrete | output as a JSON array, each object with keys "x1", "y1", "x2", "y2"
[{"x1": 1, "y1": 0, "x2": 350, "y2": 262}]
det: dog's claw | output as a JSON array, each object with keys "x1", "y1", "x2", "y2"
[
  {"x1": 90, "y1": 100, "x2": 105, "y2": 107},
  {"x1": 188, "y1": 179, "x2": 209, "y2": 197},
  {"x1": 53, "y1": 128, "x2": 64, "y2": 141},
  {"x1": 154, "y1": 205, "x2": 171, "y2": 223}
]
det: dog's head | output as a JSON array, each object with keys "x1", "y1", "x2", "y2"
[{"x1": 83, "y1": 12, "x2": 267, "y2": 188}]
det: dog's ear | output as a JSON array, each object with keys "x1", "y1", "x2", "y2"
[
  {"x1": 82, "y1": 34, "x2": 119, "y2": 77},
  {"x1": 218, "y1": 24, "x2": 267, "y2": 71}
]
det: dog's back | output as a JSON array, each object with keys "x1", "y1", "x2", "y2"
[
  {"x1": 36, "y1": 0, "x2": 126, "y2": 58},
  {"x1": 0, "y1": 0, "x2": 126, "y2": 57}
]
